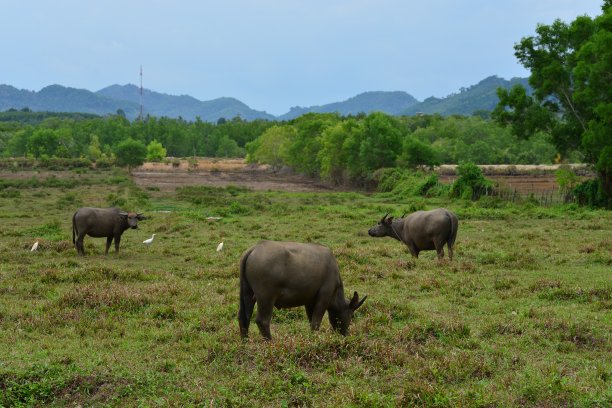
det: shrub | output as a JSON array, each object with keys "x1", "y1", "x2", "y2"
[
  {"x1": 573, "y1": 179, "x2": 606, "y2": 207},
  {"x1": 146, "y1": 140, "x2": 167, "y2": 162},
  {"x1": 450, "y1": 162, "x2": 493, "y2": 200}
]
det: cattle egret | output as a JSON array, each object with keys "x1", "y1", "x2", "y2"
[
  {"x1": 216, "y1": 240, "x2": 224, "y2": 252},
  {"x1": 30, "y1": 241, "x2": 39, "y2": 252},
  {"x1": 143, "y1": 234, "x2": 156, "y2": 245}
]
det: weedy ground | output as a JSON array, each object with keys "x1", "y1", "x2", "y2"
[{"x1": 0, "y1": 168, "x2": 610, "y2": 407}]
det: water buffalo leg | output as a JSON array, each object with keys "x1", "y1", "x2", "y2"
[
  {"x1": 434, "y1": 238, "x2": 445, "y2": 260},
  {"x1": 238, "y1": 289, "x2": 255, "y2": 338},
  {"x1": 105, "y1": 237, "x2": 113, "y2": 255},
  {"x1": 255, "y1": 298, "x2": 274, "y2": 340},
  {"x1": 309, "y1": 299, "x2": 328, "y2": 331},
  {"x1": 76, "y1": 233, "x2": 86, "y2": 256},
  {"x1": 408, "y1": 242, "x2": 420, "y2": 258},
  {"x1": 114, "y1": 235, "x2": 121, "y2": 253},
  {"x1": 305, "y1": 304, "x2": 314, "y2": 323},
  {"x1": 447, "y1": 242, "x2": 454, "y2": 261}
]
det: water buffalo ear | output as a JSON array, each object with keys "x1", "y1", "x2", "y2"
[
  {"x1": 136, "y1": 213, "x2": 147, "y2": 220},
  {"x1": 119, "y1": 212, "x2": 128, "y2": 218}
]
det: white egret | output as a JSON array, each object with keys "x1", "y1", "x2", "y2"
[
  {"x1": 216, "y1": 240, "x2": 224, "y2": 252},
  {"x1": 30, "y1": 241, "x2": 39, "y2": 252},
  {"x1": 143, "y1": 234, "x2": 156, "y2": 245}
]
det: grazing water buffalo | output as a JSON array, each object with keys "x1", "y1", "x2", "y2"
[
  {"x1": 368, "y1": 208, "x2": 458, "y2": 260},
  {"x1": 72, "y1": 207, "x2": 146, "y2": 255},
  {"x1": 238, "y1": 240, "x2": 367, "y2": 340}
]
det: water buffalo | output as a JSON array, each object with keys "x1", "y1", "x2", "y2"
[
  {"x1": 368, "y1": 208, "x2": 458, "y2": 260},
  {"x1": 72, "y1": 207, "x2": 146, "y2": 255},
  {"x1": 238, "y1": 240, "x2": 367, "y2": 340}
]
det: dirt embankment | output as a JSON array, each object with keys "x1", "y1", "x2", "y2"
[
  {"x1": 132, "y1": 158, "x2": 337, "y2": 192},
  {"x1": 132, "y1": 159, "x2": 594, "y2": 195}
]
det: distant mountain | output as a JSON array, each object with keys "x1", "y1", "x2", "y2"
[
  {"x1": 0, "y1": 84, "x2": 139, "y2": 117},
  {"x1": 96, "y1": 84, "x2": 275, "y2": 121},
  {"x1": 0, "y1": 75, "x2": 531, "y2": 122},
  {"x1": 402, "y1": 76, "x2": 532, "y2": 116},
  {"x1": 278, "y1": 91, "x2": 419, "y2": 120}
]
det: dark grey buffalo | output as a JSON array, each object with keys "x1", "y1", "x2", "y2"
[
  {"x1": 238, "y1": 240, "x2": 367, "y2": 340},
  {"x1": 72, "y1": 207, "x2": 146, "y2": 255},
  {"x1": 368, "y1": 208, "x2": 458, "y2": 260}
]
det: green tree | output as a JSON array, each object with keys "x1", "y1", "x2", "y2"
[
  {"x1": 358, "y1": 112, "x2": 403, "y2": 172},
  {"x1": 27, "y1": 128, "x2": 59, "y2": 158},
  {"x1": 398, "y1": 136, "x2": 440, "y2": 168},
  {"x1": 146, "y1": 139, "x2": 167, "y2": 162},
  {"x1": 249, "y1": 125, "x2": 294, "y2": 168},
  {"x1": 494, "y1": 2, "x2": 612, "y2": 204},
  {"x1": 115, "y1": 138, "x2": 146, "y2": 168},
  {"x1": 87, "y1": 135, "x2": 102, "y2": 161}
]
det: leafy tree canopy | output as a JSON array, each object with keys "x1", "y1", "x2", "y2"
[
  {"x1": 493, "y1": 1, "x2": 612, "y2": 204},
  {"x1": 115, "y1": 138, "x2": 147, "y2": 167}
]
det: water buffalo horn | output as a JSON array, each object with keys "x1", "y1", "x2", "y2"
[{"x1": 355, "y1": 295, "x2": 367, "y2": 310}]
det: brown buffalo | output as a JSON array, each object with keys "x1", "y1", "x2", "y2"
[
  {"x1": 72, "y1": 207, "x2": 146, "y2": 255},
  {"x1": 368, "y1": 208, "x2": 458, "y2": 260},
  {"x1": 238, "y1": 240, "x2": 366, "y2": 340}
]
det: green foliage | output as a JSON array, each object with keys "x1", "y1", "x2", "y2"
[
  {"x1": 114, "y1": 138, "x2": 147, "y2": 167},
  {"x1": 375, "y1": 168, "x2": 446, "y2": 198},
  {"x1": 496, "y1": 4, "x2": 612, "y2": 203},
  {"x1": 248, "y1": 125, "x2": 293, "y2": 168},
  {"x1": 398, "y1": 136, "x2": 440, "y2": 168},
  {"x1": 450, "y1": 162, "x2": 493, "y2": 200},
  {"x1": 573, "y1": 179, "x2": 606, "y2": 207},
  {"x1": 555, "y1": 166, "x2": 579, "y2": 193},
  {"x1": 146, "y1": 139, "x2": 167, "y2": 162}
]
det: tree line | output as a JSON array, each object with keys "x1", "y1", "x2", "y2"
[{"x1": 0, "y1": 110, "x2": 564, "y2": 177}]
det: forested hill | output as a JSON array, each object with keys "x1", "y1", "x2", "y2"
[
  {"x1": 0, "y1": 84, "x2": 139, "y2": 117},
  {"x1": 96, "y1": 85, "x2": 276, "y2": 122},
  {"x1": 278, "y1": 91, "x2": 420, "y2": 120},
  {"x1": 0, "y1": 76, "x2": 530, "y2": 121},
  {"x1": 403, "y1": 76, "x2": 532, "y2": 116}
]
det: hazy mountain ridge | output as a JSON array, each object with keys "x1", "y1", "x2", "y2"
[
  {"x1": 0, "y1": 84, "x2": 139, "y2": 117},
  {"x1": 403, "y1": 76, "x2": 532, "y2": 116},
  {"x1": 97, "y1": 85, "x2": 275, "y2": 121},
  {"x1": 278, "y1": 91, "x2": 420, "y2": 120},
  {"x1": 0, "y1": 75, "x2": 530, "y2": 121}
]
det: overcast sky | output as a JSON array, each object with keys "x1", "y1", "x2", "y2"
[{"x1": 0, "y1": 0, "x2": 604, "y2": 115}]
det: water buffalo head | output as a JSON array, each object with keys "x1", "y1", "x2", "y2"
[
  {"x1": 328, "y1": 291, "x2": 367, "y2": 336},
  {"x1": 119, "y1": 212, "x2": 146, "y2": 229},
  {"x1": 368, "y1": 213, "x2": 394, "y2": 237}
]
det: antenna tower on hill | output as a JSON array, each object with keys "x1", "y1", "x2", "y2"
[{"x1": 139, "y1": 65, "x2": 143, "y2": 120}]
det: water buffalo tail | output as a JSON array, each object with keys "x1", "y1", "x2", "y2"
[
  {"x1": 72, "y1": 212, "x2": 77, "y2": 245},
  {"x1": 446, "y1": 211, "x2": 457, "y2": 249}
]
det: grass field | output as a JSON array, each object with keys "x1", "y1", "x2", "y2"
[{"x1": 0, "y1": 167, "x2": 610, "y2": 407}]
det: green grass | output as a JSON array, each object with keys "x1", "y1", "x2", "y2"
[{"x1": 0, "y1": 169, "x2": 610, "y2": 407}]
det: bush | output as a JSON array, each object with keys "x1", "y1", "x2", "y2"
[
  {"x1": 114, "y1": 138, "x2": 147, "y2": 167},
  {"x1": 450, "y1": 162, "x2": 493, "y2": 200},
  {"x1": 146, "y1": 140, "x2": 167, "y2": 162},
  {"x1": 573, "y1": 179, "x2": 606, "y2": 207},
  {"x1": 374, "y1": 168, "x2": 446, "y2": 198}
]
